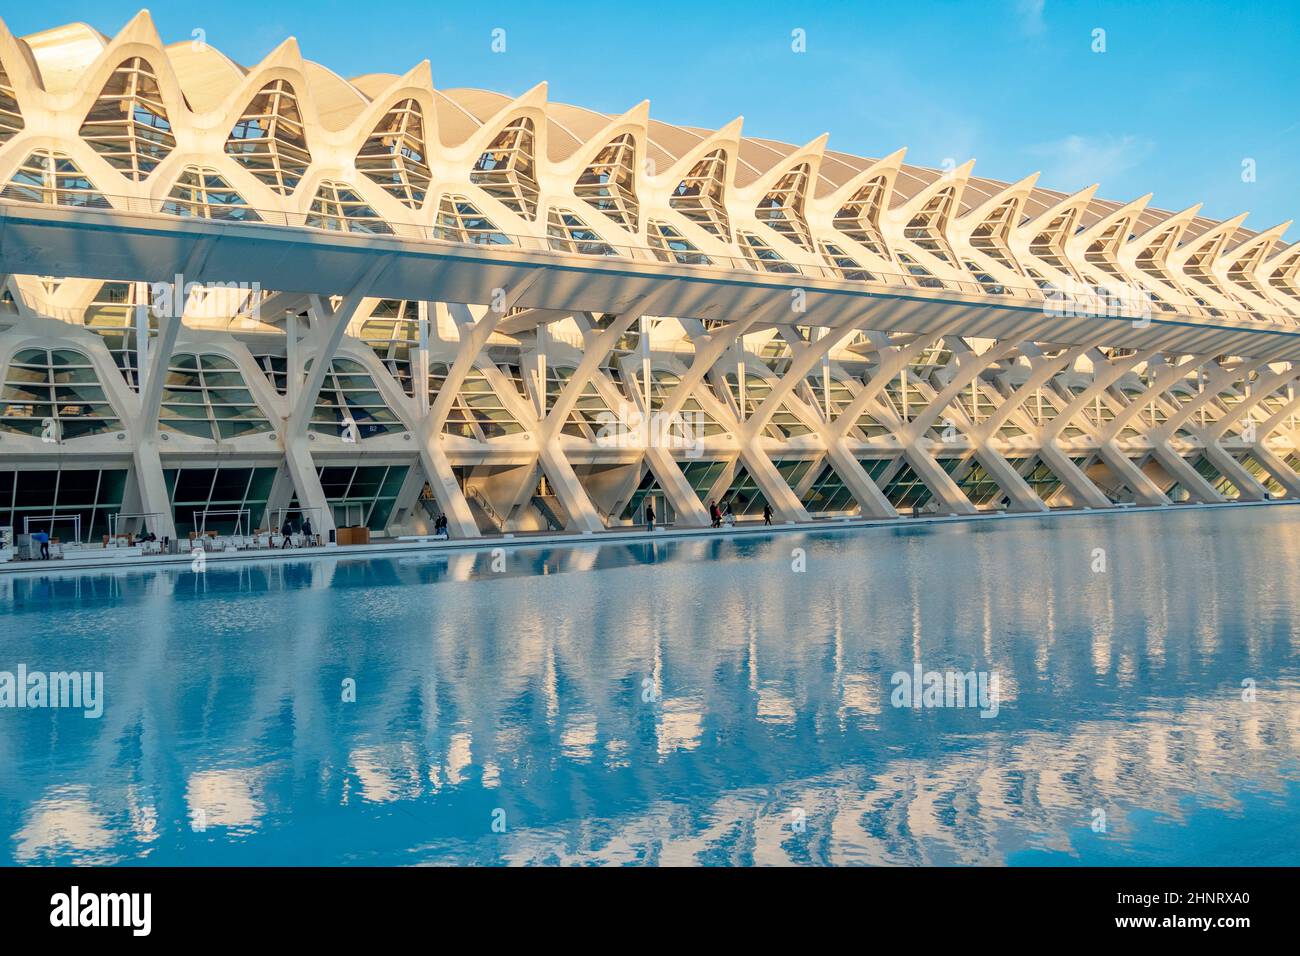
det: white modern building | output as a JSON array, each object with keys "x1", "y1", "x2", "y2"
[{"x1": 2, "y1": 10, "x2": 1299, "y2": 546}]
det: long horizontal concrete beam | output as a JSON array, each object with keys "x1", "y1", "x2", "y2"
[{"x1": 3, "y1": 200, "x2": 1300, "y2": 361}]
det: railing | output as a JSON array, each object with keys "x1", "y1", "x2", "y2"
[
  {"x1": 464, "y1": 485, "x2": 503, "y2": 529},
  {"x1": 2, "y1": 186, "x2": 1298, "y2": 333}
]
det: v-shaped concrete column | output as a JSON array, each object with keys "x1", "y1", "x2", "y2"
[
  {"x1": 415, "y1": 274, "x2": 540, "y2": 537},
  {"x1": 533, "y1": 284, "x2": 684, "y2": 532},
  {"x1": 1238, "y1": 382, "x2": 1300, "y2": 496},
  {"x1": 1044, "y1": 348, "x2": 1169, "y2": 505},
  {"x1": 1196, "y1": 365, "x2": 1300, "y2": 500},
  {"x1": 283, "y1": 260, "x2": 390, "y2": 537}
]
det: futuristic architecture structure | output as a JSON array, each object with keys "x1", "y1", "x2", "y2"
[{"x1": 2, "y1": 10, "x2": 1300, "y2": 544}]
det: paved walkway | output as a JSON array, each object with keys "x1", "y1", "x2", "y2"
[{"x1": 0, "y1": 498, "x2": 1291, "y2": 578}]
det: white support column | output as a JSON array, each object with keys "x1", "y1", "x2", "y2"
[
  {"x1": 1045, "y1": 348, "x2": 1171, "y2": 505},
  {"x1": 129, "y1": 293, "x2": 183, "y2": 541},
  {"x1": 418, "y1": 274, "x2": 540, "y2": 537},
  {"x1": 536, "y1": 283, "x2": 682, "y2": 533},
  {"x1": 284, "y1": 260, "x2": 390, "y2": 537},
  {"x1": 414, "y1": 300, "x2": 431, "y2": 414}
]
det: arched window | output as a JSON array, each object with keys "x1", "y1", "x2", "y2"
[
  {"x1": 547, "y1": 207, "x2": 615, "y2": 256},
  {"x1": 471, "y1": 116, "x2": 539, "y2": 220},
  {"x1": 163, "y1": 166, "x2": 260, "y2": 221},
  {"x1": 160, "y1": 353, "x2": 272, "y2": 440},
  {"x1": 435, "y1": 194, "x2": 510, "y2": 244},
  {"x1": 79, "y1": 58, "x2": 175, "y2": 180},
  {"x1": 0, "y1": 59, "x2": 23, "y2": 144},
  {"x1": 671, "y1": 149, "x2": 730, "y2": 240},
  {"x1": 647, "y1": 220, "x2": 710, "y2": 265},
  {"x1": 225, "y1": 80, "x2": 312, "y2": 195},
  {"x1": 306, "y1": 357, "x2": 404, "y2": 438},
  {"x1": 5, "y1": 150, "x2": 106, "y2": 208},
  {"x1": 356, "y1": 98, "x2": 431, "y2": 208},
  {"x1": 306, "y1": 181, "x2": 393, "y2": 234},
  {"x1": 903, "y1": 187, "x2": 957, "y2": 265},
  {"x1": 755, "y1": 163, "x2": 812, "y2": 250},
  {"x1": 969, "y1": 199, "x2": 1021, "y2": 274},
  {"x1": 738, "y1": 231, "x2": 798, "y2": 274},
  {"x1": 0, "y1": 348, "x2": 121, "y2": 439},
  {"x1": 575, "y1": 133, "x2": 639, "y2": 231},
  {"x1": 833, "y1": 176, "x2": 889, "y2": 257}
]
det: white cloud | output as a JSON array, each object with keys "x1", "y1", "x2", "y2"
[
  {"x1": 1026, "y1": 134, "x2": 1155, "y2": 192},
  {"x1": 1016, "y1": 0, "x2": 1046, "y2": 36}
]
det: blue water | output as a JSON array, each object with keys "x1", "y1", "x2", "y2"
[{"x1": 1, "y1": 506, "x2": 1297, "y2": 866}]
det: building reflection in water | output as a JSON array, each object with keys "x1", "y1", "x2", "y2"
[{"x1": 1, "y1": 507, "x2": 1298, "y2": 865}]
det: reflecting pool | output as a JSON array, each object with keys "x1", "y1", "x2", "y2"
[{"x1": 1, "y1": 506, "x2": 1297, "y2": 865}]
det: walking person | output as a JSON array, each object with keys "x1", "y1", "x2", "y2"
[
  {"x1": 709, "y1": 499, "x2": 721, "y2": 528},
  {"x1": 763, "y1": 503, "x2": 773, "y2": 526},
  {"x1": 34, "y1": 529, "x2": 50, "y2": 560},
  {"x1": 301, "y1": 516, "x2": 314, "y2": 546},
  {"x1": 644, "y1": 499, "x2": 655, "y2": 532},
  {"x1": 281, "y1": 518, "x2": 294, "y2": 549}
]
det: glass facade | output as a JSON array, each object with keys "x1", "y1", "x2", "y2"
[
  {"x1": 670, "y1": 150, "x2": 730, "y2": 240},
  {"x1": 802, "y1": 462, "x2": 858, "y2": 514},
  {"x1": 226, "y1": 80, "x2": 312, "y2": 195},
  {"x1": 356, "y1": 98, "x2": 431, "y2": 208},
  {"x1": 307, "y1": 181, "x2": 393, "y2": 234},
  {"x1": 431, "y1": 364, "x2": 524, "y2": 440},
  {"x1": 0, "y1": 61, "x2": 21, "y2": 144},
  {"x1": 314, "y1": 464, "x2": 409, "y2": 530},
  {"x1": 755, "y1": 164, "x2": 813, "y2": 250},
  {"x1": 471, "y1": 116, "x2": 539, "y2": 220},
  {"x1": 163, "y1": 167, "x2": 260, "y2": 221},
  {"x1": 575, "y1": 134, "x2": 639, "y2": 232},
  {"x1": 5, "y1": 150, "x2": 106, "y2": 208},
  {"x1": 308, "y1": 358, "x2": 405, "y2": 438},
  {"x1": 78, "y1": 57, "x2": 174, "y2": 181},
  {"x1": 160, "y1": 353, "x2": 273, "y2": 440},
  {"x1": 1, "y1": 347, "x2": 121, "y2": 439},
  {"x1": 0, "y1": 468, "x2": 126, "y2": 542},
  {"x1": 547, "y1": 207, "x2": 616, "y2": 256},
  {"x1": 434, "y1": 195, "x2": 510, "y2": 244},
  {"x1": 166, "y1": 466, "x2": 278, "y2": 536}
]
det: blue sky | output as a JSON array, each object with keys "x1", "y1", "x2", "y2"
[{"x1": 7, "y1": 0, "x2": 1298, "y2": 238}]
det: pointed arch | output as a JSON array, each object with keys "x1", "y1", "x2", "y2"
[
  {"x1": 470, "y1": 115, "x2": 540, "y2": 221},
  {"x1": 902, "y1": 184, "x2": 959, "y2": 265},
  {"x1": 1132, "y1": 219, "x2": 1190, "y2": 293},
  {"x1": 967, "y1": 197, "x2": 1023, "y2": 273},
  {"x1": 78, "y1": 56, "x2": 176, "y2": 181},
  {"x1": 575, "y1": 132, "x2": 639, "y2": 232},
  {"x1": 225, "y1": 79, "x2": 312, "y2": 196},
  {"x1": 647, "y1": 219, "x2": 711, "y2": 264},
  {"x1": 306, "y1": 181, "x2": 393, "y2": 234},
  {"x1": 755, "y1": 162, "x2": 813, "y2": 249},
  {"x1": 546, "y1": 206, "x2": 614, "y2": 255},
  {"x1": 355, "y1": 97, "x2": 432, "y2": 209},
  {"x1": 0, "y1": 55, "x2": 22, "y2": 144},
  {"x1": 5, "y1": 149, "x2": 106, "y2": 207},
  {"x1": 161, "y1": 165, "x2": 260, "y2": 221},
  {"x1": 1264, "y1": 244, "x2": 1300, "y2": 301},
  {"x1": 669, "y1": 148, "x2": 730, "y2": 240},
  {"x1": 1076, "y1": 198, "x2": 1148, "y2": 281},
  {"x1": 832, "y1": 175, "x2": 890, "y2": 258},
  {"x1": 434, "y1": 193, "x2": 510, "y2": 245}
]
